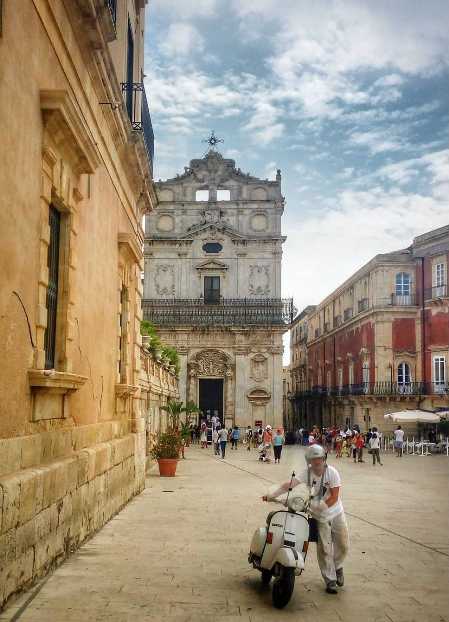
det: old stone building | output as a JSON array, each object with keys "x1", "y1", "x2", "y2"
[
  {"x1": 0, "y1": 0, "x2": 178, "y2": 608},
  {"x1": 143, "y1": 144, "x2": 293, "y2": 429},
  {"x1": 289, "y1": 226, "x2": 449, "y2": 431}
]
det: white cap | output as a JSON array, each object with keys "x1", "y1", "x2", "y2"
[{"x1": 305, "y1": 444, "x2": 326, "y2": 462}]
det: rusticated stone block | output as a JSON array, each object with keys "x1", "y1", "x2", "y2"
[
  {"x1": 20, "y1": 434, "x2": 42, "y2": 470},
  {"x1": 77, "y1": 450, "x2": 89, "y2": 486},
  {"x1": 15, "y1": 519, "x2": 37, "y2": 557},
  {"x1": 0, "y1": 475, "x2": 21, "y2": 534},
  {"x1": 0, "y1": 438, "x2": 21, "y2": 478},
  {"x1": 0, "y1": 529, "x2": 17, "y2": 566}
]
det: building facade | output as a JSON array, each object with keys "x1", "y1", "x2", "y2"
[
  {"x1": 289, "y1": 226, "x2": 449, "y2": 431},
  {"x1": 0, "y1": 0, "x2": 178, "y2": 608},
  {"x1": 143, "y1": 146, "x2": 293, "y2": 429}
]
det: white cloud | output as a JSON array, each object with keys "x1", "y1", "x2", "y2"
[
  {"x1": 283, "y1": 187, "x2": 449, "y2": 309},
  {"x1": 349, "y1": 129, "x2": 406, "y2": 154},
  {"x1": 152, "y1": 0, "x2": 218, "y2": 18},
  {"x1": 159, "y1": 23, "x2": 204, "y2": 58}
]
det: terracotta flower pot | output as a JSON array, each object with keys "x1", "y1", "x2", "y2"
[{"x1": 157, "y1": 458, "x2": 178, "y2": 477}]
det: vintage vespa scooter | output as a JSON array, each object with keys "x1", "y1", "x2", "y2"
[{"x1": 248, "y1": 473, "x2": 314, "y2": 609}]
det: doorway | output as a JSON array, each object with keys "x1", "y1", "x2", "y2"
[{"x1": 199, "y1": 379, "x2": 224, "y2": 423}]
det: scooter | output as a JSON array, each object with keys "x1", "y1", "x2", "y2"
[{"x1": 248, "y1": 473, "x2": 311, "y2": 609}]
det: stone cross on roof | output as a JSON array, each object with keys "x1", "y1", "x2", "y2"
[{"x1": 202, "y1": 130, "x2": 224, "y2": 151}]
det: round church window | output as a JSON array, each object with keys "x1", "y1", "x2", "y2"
[{"x1": 202, "y1": 242, "x2": 223, "y2": 254}]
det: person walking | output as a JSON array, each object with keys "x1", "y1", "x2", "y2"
[
  {"x1": 200, "y1": 421, "x2": 207, "y2": 449},
  {"x1": 245, "y1": 425, "x2": 253, "y2": 451},
  {"x1": 369, "y1": 427, "x2": 383, "y2": 465},
  {"x1": 355, "y1": 433, "x2": 365, "y2": 462},
  {"x1": 231, "y1": 426, "x2": 240, "y2": 450},
  {"x1": 264, "y1": 445, "x2": 349, "y2": 594},
  {"x1": 394, "y1": 425, "x2": 405, "y2": 457},
  {"x1": 212, "y1": 427, "x2": 220, "y2": 456},
  {"x1": 218, "y1": 426, "x2": 228, "y2": 459},
  {"x1": 263, "y1": 425, "x2": 273, "y2": 462},
  {"x1": 273, "y1": 429, "x2": 285, "y2": 463}
]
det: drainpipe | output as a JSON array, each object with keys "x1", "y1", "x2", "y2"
[{"x1": 418, "y1": 256, "x2": 426, "y2": 409}]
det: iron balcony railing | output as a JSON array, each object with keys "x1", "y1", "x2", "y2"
[
  {"x1": 142, "y1": 298, "x2": 295, "y2": 327},
  {"x1": 424, "y1": 284, "x2": 448, "y2": 300},
  {"x1": 121, "y1": 82, "x2": 154, "y2": 175},
  {"x1": 291, "y1": 382, "x2": 427, "y2": 399},
  {"x1": 105, "y1": 0, "x2": 117, "y2": 29}
]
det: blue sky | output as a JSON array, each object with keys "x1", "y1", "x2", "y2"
[{"x1": 144, "y1": 0, "x2": 449, "y2": 314}]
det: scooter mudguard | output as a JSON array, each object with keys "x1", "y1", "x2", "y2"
[
  {"x1": 250, "y1": 527, "x2": 267, "y2": 557},
  {"x1": 273, "y1": 546, "x2": 305, "y2": 576}
]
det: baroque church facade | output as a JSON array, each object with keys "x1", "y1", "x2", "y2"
[{"x1": 143, "y1": 145, "x2": 293, "y2": 429}]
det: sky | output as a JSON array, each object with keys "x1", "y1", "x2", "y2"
[{"x1": 144, "y1": 0, "x2": 449, "y2": 317}]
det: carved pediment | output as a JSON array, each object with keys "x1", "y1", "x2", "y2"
[
  {"x1": 195, "y1": 259, "x2": 228, "y2": 272},
  {"x1": 40, "y1": 90, "x2": 101, "y2": 175},
  {"x1": 183, "y1": 222, "x2": 245, "y2": 240}
]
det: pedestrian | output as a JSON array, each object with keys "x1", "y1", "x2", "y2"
[
  {"x1": 200, "y1": 421, "x2": 207, "y2": 449},
  {"x1": 273, "y1": 429, "x2": 285, "y2": 463},
  {"x1": 231, "y1": 426, "x2": 240, "y2": 449},
  {"x1": 351, "y1": 433, "x2": 358, "y2": 463},
  {"x1": 355, "y1": 433, "x2": 365, "y2": 462},
  {"x1": 263, "y1": 425, "x2": 273, "y2": 462},
  {"x1": 369, "y1": 427, "x2": 383, "y2": 466},
  {"x1": 245, "y1": 425, "x2": 253, "y2": 451},
  {"x1": 264, "y1": 444, "x2": 349, "y2": 594},
  {"x1": 394, "y1": 425, "x2": 405, "y2": 457},
  {"x1": 212, "y1": 427, "x2": 220, "y2": 456},
  {"x1": 325, "y1": 429, "x2": 333, "y2": 454},
  {"x1": 335, "y1": 434, "x2": 343, "y2": 458},
  {"x1": 218, "y1": 426, "x2": 228, "y2": 458}
]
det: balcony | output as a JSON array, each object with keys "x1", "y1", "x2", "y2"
[
  {"x1": 142, "y1": 298, "x2": 295, "y2": 327},
  {"x1": 424, "y1": 284, "x2": 448, "y2": 300},
  {"x1": 292, "y1": 381, "x2": 426, "y2": 400},
  {"x1": 121, "y1": 82, "x2": 154, "y2": 175},
  {"x1": 105, "y1": 0, "x2": 117, "y2": 30}
]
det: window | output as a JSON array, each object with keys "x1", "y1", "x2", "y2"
[
  {"x1": 326, "y1": 370, "x2": 332, "y2": 394},
  {"x1": 395, "y1": 272, "x2": 411, "y2": 296},
  {"x1": 435, "y1": 263, "x2": 445, "y2": 287},
  {"x1": 196, "y1": 189, "x2": 209, "y2": 201},
  {"x1": 343, "y1": 307, "x2": 353, "y2": 321},
  {"x1": 204, "y1": 276, "x2": 220, "y2": 304},
  {"x1": 202, "y1": 242, "x2": 223, "y2": 254},
  {"x1": 433, "y1": 356, "x2": 446, "y2": 392},
  {"x1": 348, "y1": 362, "x2": 354, "y2": 386},
  {"x1": 217, "y1": 189, "x2": 230, "y2": 201},
  {"x1": 434, "y1": 263, "x2": 446, "y2": 296},
  {"x1": 118, "y1": 286, "x2": 129, "y2": 382},
  {"x1": 338, "y1": 368, "x2": 343, "y2": 389},
  {"x1": 362, "y1": 362, "x2": 370, "y2": 392},
  {"x1": 44, "y1": 206, "x2": 61, "y2": 369},
  {"x1": 125, "y1": 19, "x2": 134, "y2": 120},
  {"x1": 397, "y1": 362, "x2": 411, "y2": 392}
]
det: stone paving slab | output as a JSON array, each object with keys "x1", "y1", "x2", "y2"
[{"x1": 1, "y1": 446, "x2": 448, "y2": 621}]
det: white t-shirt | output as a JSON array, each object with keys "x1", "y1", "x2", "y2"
[
  {"x1": 369, "y1": 433, "x2": 381, "y2": 449},
  {"x1": 218, "y1": 429, "x2": 228, "y2": 442},
  {"x1": 298, "y1": 465, "x2": 344, "y2": 521},
  {"x1": 394, "y1": 429, "x2": 405, "y2": 443}
]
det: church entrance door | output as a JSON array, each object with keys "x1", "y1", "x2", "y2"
[{"x1": 199, "y1": 378, "x2": 224, "y2": 424}]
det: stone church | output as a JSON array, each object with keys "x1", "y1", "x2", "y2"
[{"x1": 143, "y1": 143, "x2": 293, "y2": 429}]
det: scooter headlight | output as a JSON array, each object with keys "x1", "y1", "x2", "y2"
[{"x1": 288, "y1": 495, "x2": 307, "y2": 513}]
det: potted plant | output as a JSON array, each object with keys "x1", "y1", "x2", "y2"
[{"x1": 150, "y1": 429, "x2": 182, "y2": 476}]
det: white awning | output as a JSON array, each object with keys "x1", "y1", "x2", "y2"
[{"x1": 384, "y1": 410, "x2": 441, "y2": 423}]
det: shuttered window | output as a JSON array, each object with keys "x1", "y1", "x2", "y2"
[{"x1": 44, "y1": 206, "x2": 61, "y2": 369}]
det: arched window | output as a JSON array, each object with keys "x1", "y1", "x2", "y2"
[
  {"x1": 395, "y1": 272, "x2": 411, "y2": 296},
  {"x1": 397, "y1": 362, "x2": 411, "y2": 386}
]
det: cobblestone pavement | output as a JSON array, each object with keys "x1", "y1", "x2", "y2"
[{"x1": 2, "y1": 445, "x2": 448, "y2": 622}]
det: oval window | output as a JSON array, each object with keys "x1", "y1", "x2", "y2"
[{"x1": 202, "y1": 242, "x2": 223, "y2": 254}]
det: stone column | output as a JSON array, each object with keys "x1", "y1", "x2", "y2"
[
  {"x1": 188, "y1": 368, "x2": 198, "y2": 405},
  {"x1": 234, "y1": 346, "x2": 248, "y2": 427},
  {"x1": 177, "y1": 347, "x2": 188, "y2": 405},
  {"x1": 224, "y1": 369, "x2": 234, "y2": 425},
  {"x1": 271, "y1": 343, "x2": 284, "y2": 428}
]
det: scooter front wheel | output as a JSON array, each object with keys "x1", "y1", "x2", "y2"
[{"x1": 272, "y1": 569, "x2": 295, "y2": 609}]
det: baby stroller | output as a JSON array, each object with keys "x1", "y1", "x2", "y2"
[{"x1": 258, "y1": 443, "x2": 272, "y2": 462}]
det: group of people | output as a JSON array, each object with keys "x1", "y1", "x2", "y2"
[{"x1": 296, "y1": 424, "x2": 400, "y2": 466}]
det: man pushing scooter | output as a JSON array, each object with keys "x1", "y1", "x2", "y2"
[{"x1": 263, "y1": 445, "x2": 349, "y2": 594}]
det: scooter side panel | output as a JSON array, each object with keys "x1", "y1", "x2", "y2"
[{"x1": 250, "y1": 527, "x2": 267, "y2": 557}]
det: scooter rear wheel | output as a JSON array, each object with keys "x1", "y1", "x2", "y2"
[
  {"x1": 261, "y1": 569, "x2": 272, "y2": 585},
  {"x1": 272, "y1": 569, "x2": 295, "y2": 609}
]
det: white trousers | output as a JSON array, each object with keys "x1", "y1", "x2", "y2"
[{"x1": 316, "y1": 512, "x2": 349, "y2": 584}]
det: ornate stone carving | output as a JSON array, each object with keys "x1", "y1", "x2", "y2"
[
  {"x1": 155, "y1": 264, "x2": 175, "y2": 296},
  {"x1": 250, "y1": 354, "x2": 268, "y2": 381},
  {"x1": 249, "y1": 265, "x2": 270, "y2": 296},
  {"x1": 190, "y1": 349, "x2": 231, "y2": 377}
]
